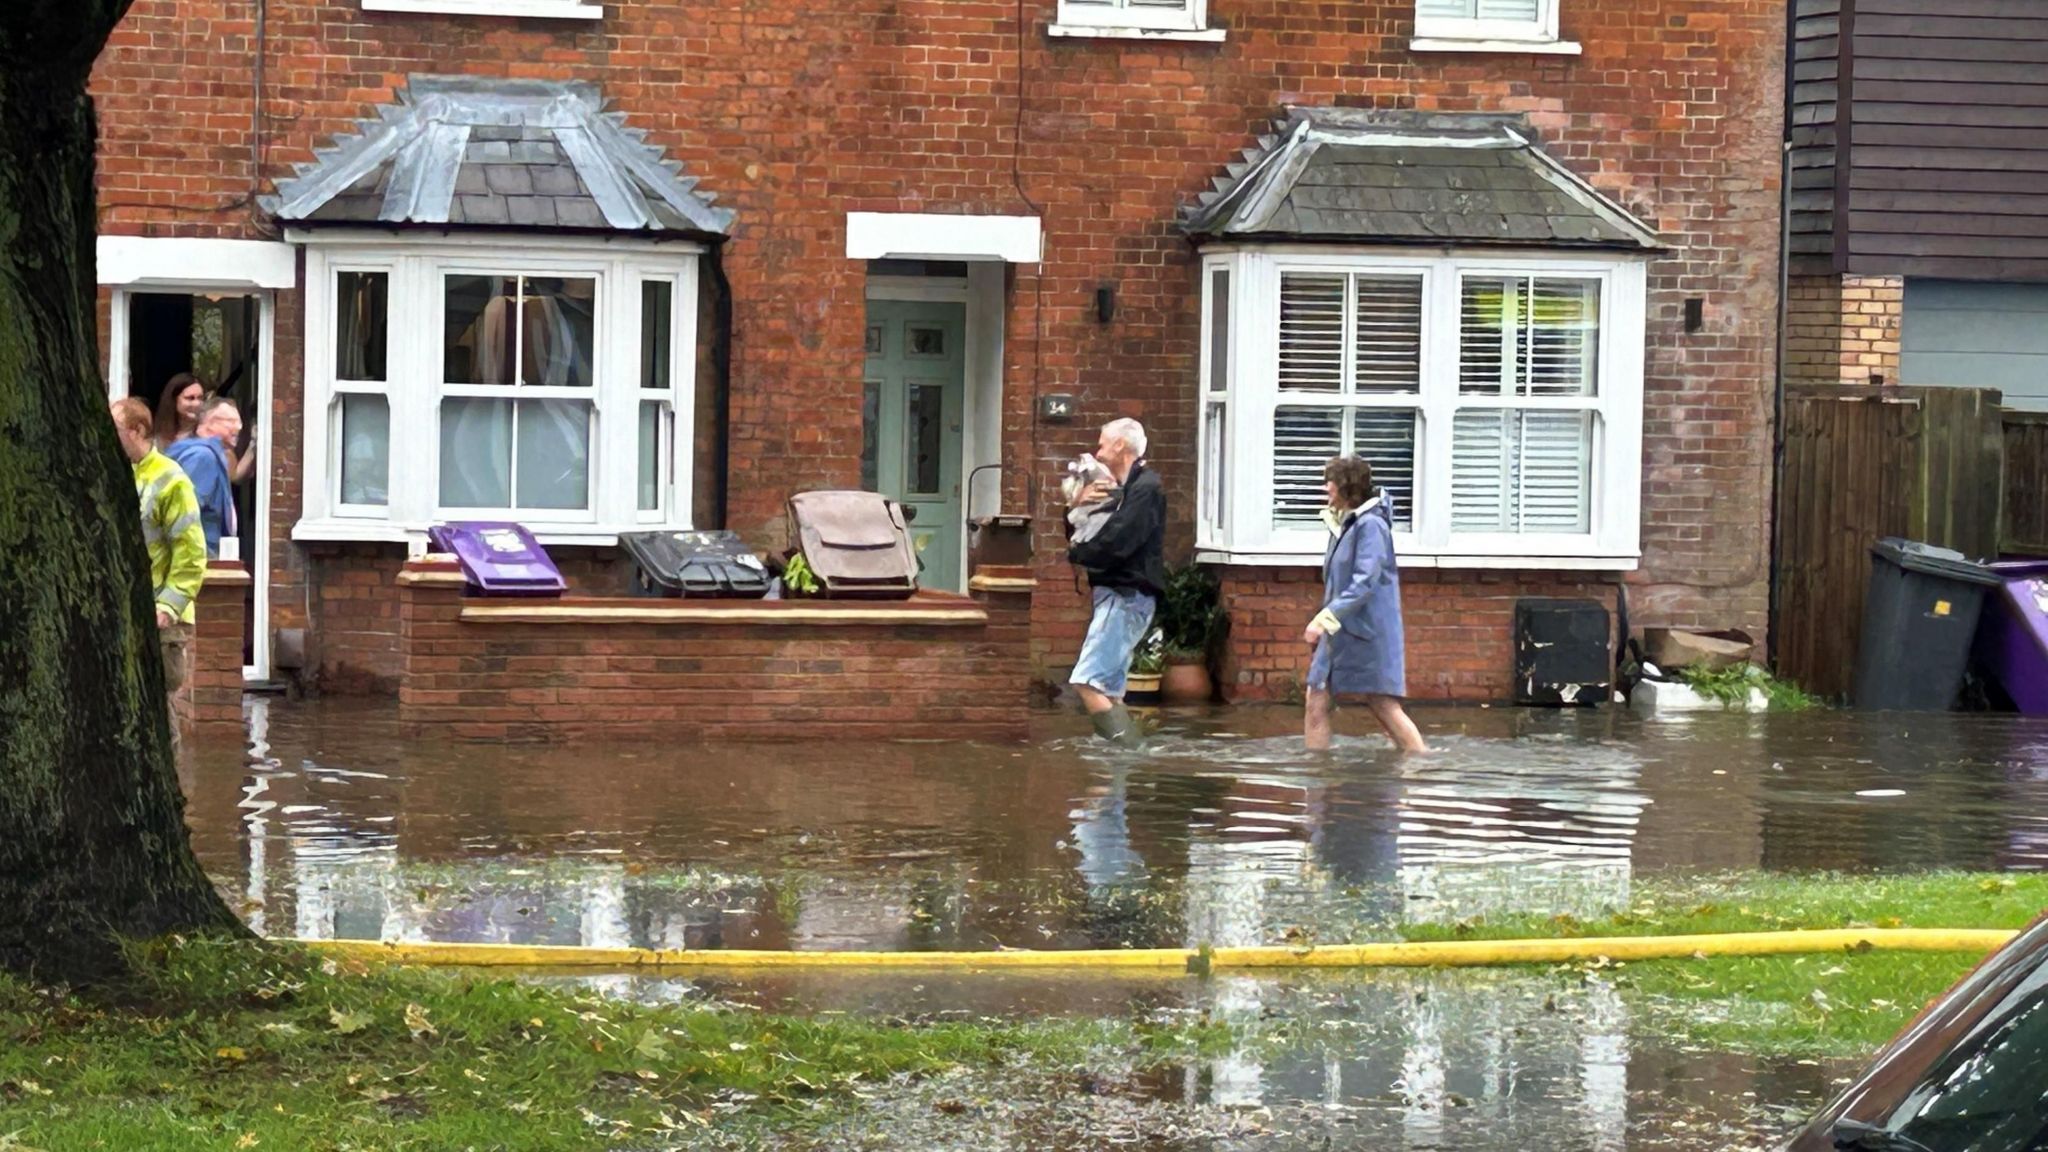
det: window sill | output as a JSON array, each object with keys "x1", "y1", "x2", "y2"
[
  {"x1": 1408, "y1": 36, "x2": 1582, "y2": 55},
  {"x1": 360, "y1": 0, "x2": 603, "y2": 18},
  {"x1": 1195, "y1": 548, "x2": 1638, "y2": 572},
  {"x1": 292, "y1": 518, "x2": 682, "y2": 549},
  {"x1": 1047, "y1": 23, "x2": 1227, "y2": 42}
]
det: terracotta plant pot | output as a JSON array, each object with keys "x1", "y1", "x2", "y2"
[
  {"x1": 1125, "y1": 672, "x2": 1162, "y2": 701},
  {"x1": 1161, "y1": 660, "x2": 1213, "y2": 703}
]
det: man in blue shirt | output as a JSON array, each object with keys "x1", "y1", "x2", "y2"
[{"x1": 166, "y1": 396, "x2": 240, "y2": 557}]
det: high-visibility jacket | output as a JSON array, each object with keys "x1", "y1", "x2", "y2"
[{"x1": 133, "y1": 449, "x2": 206, "y2": 624}]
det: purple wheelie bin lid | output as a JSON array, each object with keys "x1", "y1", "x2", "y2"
[
  {"x1": 1978, "y1": 560, "x2": 2048, "y2": 716},
  {"x1": 427, "y1": 522, "x2": 567, "y2": 597}
]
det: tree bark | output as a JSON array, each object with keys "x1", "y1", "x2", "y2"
[{"x1": 0, "y1": 2, "x2": 249, "y2": 981}]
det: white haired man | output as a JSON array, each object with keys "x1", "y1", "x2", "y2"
[{"x1": 1065, "y1": 417, "x2": 1166, "y2": 745}]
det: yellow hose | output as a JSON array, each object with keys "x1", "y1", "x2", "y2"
[{"x1": 293, "y1": 928, "x2": 2016, "y2": 972}]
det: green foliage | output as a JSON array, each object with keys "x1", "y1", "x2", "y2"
[
  {"x1": 1677, "y1": 662, "x2": 1820, "y2": 711},
  {"x1": 0, "y1": 938, "x2": 1230, "y2": 1150},
  {"x1": 781, "y1": 553, "x2": 820, "y2": 596},
  {"x1": 1127, "y1": 628, "x2": 1165, "y2": 677},
  {"x1": 1157, "y1": 563, "x2": 1225, "y2": 660}
]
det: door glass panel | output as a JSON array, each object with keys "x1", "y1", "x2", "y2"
[
  {"x1": 861, "y1": 379, "x2": 881, "y2": 492},
  {"x1": 439, "y1": 396, "x2": 512, "y2": 506},
  {"x1": 514, "y1": 398, "x2": 591, "y2": 510},
  {"x1": 339, "y1": 394, "x2": 390, "y2": 507},
  {"x1": 906, "y1": 383, "x2": 943, "y2": 495},
  {"x1": 865, "y1": 325, "x2": 884, "y2": 355},
  {"x1": 908, "y1": 326, "x2": 946, "y2": 357}
]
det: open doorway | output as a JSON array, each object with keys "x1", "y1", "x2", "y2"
[{"x1": 114, "y1": 289, "x2": 273, "y2": 681}]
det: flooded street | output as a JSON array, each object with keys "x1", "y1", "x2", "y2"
[{"x1": 174, "y1": 701, "x2": 2048, "y2": 1149}]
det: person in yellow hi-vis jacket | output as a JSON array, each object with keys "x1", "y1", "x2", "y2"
[{"x1": 111, "y1": 398, "x2": 207, "y2": 719}]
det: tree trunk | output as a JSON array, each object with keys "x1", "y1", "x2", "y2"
[{"x1": 0, "y1": 2, "x2": 249, "y2": 981}]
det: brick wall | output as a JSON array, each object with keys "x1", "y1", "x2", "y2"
[
  {"x1": 91, "y1": 0, "x2": 1786, "y2": 697},
  {"x1": 1785, "y1": 273, "x2": 1905, "y2": 387},
  {"x1": 1220, "y1": 567, "x2": 1621, "y2": 701},
  {"x1": 396, "y1": 557, "x2": 1035, "y2": 740},
  {"x1": 186, "y1": 560, "x2": 250, "y2": 726},
  {"x1": 305, "y1": 542, "x2": 640, "y2": 694}
]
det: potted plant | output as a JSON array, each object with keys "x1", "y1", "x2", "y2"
[
  {"x1": 1125, "y1": 627, "x2": 1164, "y2": 702},
  {"x1": 1158, "y1": 563, "x2": 1224, "y2": 702}
]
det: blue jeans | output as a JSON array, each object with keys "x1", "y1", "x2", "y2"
[{"x1": 1070, "y1": 586, "x2": 1156, "y2": 700}]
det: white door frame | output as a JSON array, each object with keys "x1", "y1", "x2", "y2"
[
  {"x1": 106, "y1": 286, "x2": 279, "y2": 682},
  {"x1": 864, "y1": 270, "x2": 1005, "y2": 589}
]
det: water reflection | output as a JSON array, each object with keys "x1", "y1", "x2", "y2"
[
  {"x1": 652, "y1": 967, "x2": 1835, "y2": 1150},
  {"x1": 176, "y1": 702, "x2": 2048, "y2": 956}
]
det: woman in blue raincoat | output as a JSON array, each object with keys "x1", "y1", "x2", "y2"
[{"x1": 1303, "y1": 456, "x2": 1429, "y2": 753}]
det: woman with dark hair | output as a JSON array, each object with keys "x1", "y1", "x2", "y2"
[
  {"x1": 1303, "y1": 455, "x2": 1429, "y2": 754},
  {"x1": 153, "y1": 373, "x2": 206, "y2": 451}
]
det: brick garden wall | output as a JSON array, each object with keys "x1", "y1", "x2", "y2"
[
  {"x1": 395, "y1": 558, "x2": 1035, "y2": 740},
  {"x1": 91, "y1": 0, "x2": 1786, "y2": 702},
  {"x1": 1219, "y1": 568, "x2": 1623, "y2": 701}
]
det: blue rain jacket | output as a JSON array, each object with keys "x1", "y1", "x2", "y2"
[{"x1": 1308, "y1": 493, "x2": 1406, "y2": 698}]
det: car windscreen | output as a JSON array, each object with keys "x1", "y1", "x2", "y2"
[{"x1": 1880, "y1": 964, "x2": 2048, "y2": 1150}]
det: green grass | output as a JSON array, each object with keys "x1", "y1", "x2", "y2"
[
  {"x1": 1400, "y1": 870, "x2": 2045, "y2": 1058},
  {"x1": 1398, "y1": 870, "x2": 2048, "y2": 943},
  {"x1": 0, "y1": 938, "x2": 1227, "y2": 1152},
  {"x1": 1609, "y1": 950, "x2": 1980, "y2": 1057}
]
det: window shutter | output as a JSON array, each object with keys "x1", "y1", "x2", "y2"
[
  {"x1": 1278, "y1": 273, "x2": 1345, "y2": 392},
  {"x1": 1451, "y1": 409, "x2": 1508, "y2": 532},
  {"x1": 1128, "y1": 0, "x2": 1193, "y2": 9},
  {"x1": 1353, "y1": 276, "x2": 1424, "y2": 394},
  {"x1": 1459, "y1": 277, "x2": 1510, "y2": 395},
  {"x1": 1526, "y1": 279, "x2": 1599, "y2": 397},
  {"x1": 1450, "y1": 410, "x2": 1592, "y2": 534},
  {"x1": 1352, "y1": 409, "x2": 1416, "y2": 530},
  {"x1": 1272, "y1": 407, "x2": 1343, "y2": 527},
  {"x1": 1516, "y1": 410, "x2": 1592, "y2": 533}
]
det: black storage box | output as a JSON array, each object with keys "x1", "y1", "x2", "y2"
[
  {"x1": 1515, "y1": 599, "x2": 1611, "y2": 707},
  {"x1": 1853, "y1": 538, "x2": 2002, "y2": 711},
  {"x1": 619, "y1": 530, "x2": 771, "y2": 599}
]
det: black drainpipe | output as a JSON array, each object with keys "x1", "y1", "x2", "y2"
[
  {"x1": 708, "y1": 245, "x2": 734, "y2": 530},
  {"x1": 1766, "y1": 0, "x2": 1798, "y2": 671}
]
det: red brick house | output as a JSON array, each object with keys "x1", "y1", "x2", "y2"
[{"x1": 89, "y1": 0, "x2": 1784, "y2": 702}]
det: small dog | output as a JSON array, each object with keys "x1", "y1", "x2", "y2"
[{"x1": 1063, "y1": 453, "x2": 1118, "y2": 544}]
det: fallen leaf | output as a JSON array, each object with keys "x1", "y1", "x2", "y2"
[
  {"x1": 260, "y1": 1023, "x2": 302, "y2": 1036},
  {"x1": 329, "y1": 1008, "x2": 372, "y2": 1035},
  {"x1": 216, "y1": 1047, "x2": 248, "y2": 1063},
  {"x1": 235, "y1": 1134, "x2": 260, "y2": 1149},
  {"x1": 634, "y1": 1031, "x2": 670, "y2": 1062},
  {"x1": 404, "y1": 1003, "x2": 437, "y2": 1040}
]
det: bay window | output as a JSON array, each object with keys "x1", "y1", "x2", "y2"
[
  {"x1": 298, "y1": 238, "x2": 700, "y2": 542},
  {"x1": 1195, "y1": 248, "x2": 1645, "y2": 569}
]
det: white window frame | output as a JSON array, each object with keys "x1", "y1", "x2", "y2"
[
  {"x1": 1412, "y1": 0, "x2": 1581, "y2": 54},
  {"x1": 1051, "y1": 0, "x2": 1222, "y2": 40},
  {"x1": 361, "y1": 0, "x2": 603, "y2": 19},
  {"x1": 295, "y1": 234, "x2": 701, "y2": 546},
  {"x1": 1194, "y1": 245, "x2": 1646, "y2": 571}
]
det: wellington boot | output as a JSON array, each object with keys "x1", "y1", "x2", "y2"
[{"x1": 1090, "y1": 703, "x2": 1147, "y2": 750}]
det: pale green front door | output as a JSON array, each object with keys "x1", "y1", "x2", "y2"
[{"x1": 862, "y1": 299, "x2": 966, "y2": 591}]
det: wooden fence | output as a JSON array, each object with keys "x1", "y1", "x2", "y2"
[{"x1": 1774, "y1": 385, "x2": 2010, "y2": 701}]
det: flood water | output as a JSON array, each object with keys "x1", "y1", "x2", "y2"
[{"x1": 176, "y1": 701, "x2": 2048, "y2": 1150}]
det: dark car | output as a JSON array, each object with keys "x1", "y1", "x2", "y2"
[{"x1": 1780, "y1": 913, "x2": 2048, "y2": 1151}]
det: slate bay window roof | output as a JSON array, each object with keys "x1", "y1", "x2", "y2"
[
  {"x1": 1183, "y1": 108, "x2": 1659, "y2": 251},
  {"x1": 268, "y1": 77, "x2": 733, "y2": 238}
]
